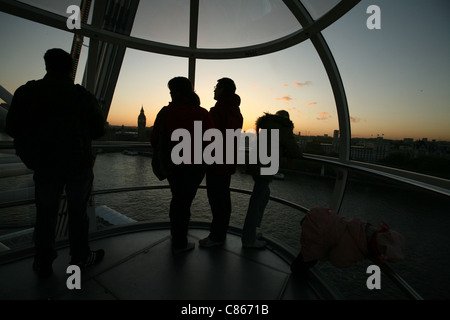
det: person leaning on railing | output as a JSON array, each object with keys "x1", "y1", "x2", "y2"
[{"x1": 242, "y1": 110, "x2": 303, "y2": 249}]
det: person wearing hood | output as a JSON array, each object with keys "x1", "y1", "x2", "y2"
[
  {"x1": 199, "y1": 78, "x2": 243, "y2": 248},
  {"x1": 151, "y1": 76, "x2": 213, "y2": 254},
  {"x1": 242, "y1": 110, "x2": 303, "y2": 248}
]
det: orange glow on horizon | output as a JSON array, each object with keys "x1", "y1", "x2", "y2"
[{"x1": 106, "y1": 110, "x2": 450, "y2": 142}]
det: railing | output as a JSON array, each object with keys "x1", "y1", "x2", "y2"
[
  {"x1": 0, "y1": 182, "x2": 424, "y2": 299},
  {"x1": 303, "y1": 153, "x2": 450, "y2": 197},
  {"x1": 1, "y1": 140, "x2": 448, "y2": 196}
]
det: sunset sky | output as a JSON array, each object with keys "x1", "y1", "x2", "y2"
[{"x1": 1, "y1": 0, "x2": 449, "y2": 141}]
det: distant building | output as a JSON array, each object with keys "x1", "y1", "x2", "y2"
[
  {"x1": 138, "y1": 106, "x2": 146, "y2": 142},
  {"x1": 403, "y1": 138, "x2": 414, "y2": 144},
  {"x1": 333, "y1": 130, "x2": 339, "y2": 139},
  {"x1": 349, "y1": 137, "x2": 390, "y2": 162},
  {"x1": 332, "y1": 130, "x2": 339, "y2": 153}
]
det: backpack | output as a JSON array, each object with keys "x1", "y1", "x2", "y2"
[
  {"x1": 14, "y1": 133, "x2": 38, "y2": 170},
  {"x1": 11, "y1": 81, "x2": 92, "y2": 170},
  {"x1": 9, "y1": 80, "x2": 41, "y2": 170},
  {"x1": 151, "y1": 107, "x2": 172, "y2": 180}
]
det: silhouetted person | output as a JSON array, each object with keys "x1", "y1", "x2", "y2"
[
  {"x1": 151, "y1": 77, "x2": 213, "y2": 254},
  {"x1": 5, "y1": 48, "x2": 106, "y2": 278},
  {"x1": 200, "y1": 78, "x2": 243, "y2": 248},
  {"x1": 243, "y1": 110, "x2": 302, "y2": 248}
]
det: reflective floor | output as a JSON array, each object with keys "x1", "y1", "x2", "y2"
[{"x1": 0, "y1": 223, "x2": 340, "y2": 300}]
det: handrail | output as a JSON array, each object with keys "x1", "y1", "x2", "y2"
[
  {"x1": 380, "y1": 264, "x2": 423, "y2": 300},
  {"x1": 0, "y1": 184, "x2": 309, "y2": 214},
  {"x1": 1, "y1": 140, "x2": 447, "y2": 196},
  {"x1": 302, "y1": 154, "x2": 450, "y2": 197}
]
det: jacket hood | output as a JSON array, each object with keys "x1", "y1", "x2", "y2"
[
  {"x1": 213, "y1": 92, "x2": 241, "y2": 116},
  {"x1": 167, "y1": 99, "x2": 198, "y2": 114},
  {"x1": 256, "y1": 113, "x2": 294, "y2": 131}
]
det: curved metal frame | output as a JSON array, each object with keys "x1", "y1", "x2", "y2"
[
  {"x1": 281, "y1": 0, "x2": 353, "y2": 212},
  {"x1": 0, "y1": 0, "x2": 359, "y2": 60},
  {"x1": 0, "y1": 0, "x2": 361, "y2": 213}
]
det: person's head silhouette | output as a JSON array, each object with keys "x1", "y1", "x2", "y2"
[{"x1": 44, "y1": 48, "x2": 73, "y2": 76}]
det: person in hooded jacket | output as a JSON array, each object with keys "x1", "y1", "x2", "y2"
[
  {"x1": 199, "y1": 78, "x2": 243, "y2": 247},
  {"x1": 151, "y1": 77, "x2": 213, "y2": 254},
  {"x1": 242, "y1": 110, "x2": 303, "y2": 248}
]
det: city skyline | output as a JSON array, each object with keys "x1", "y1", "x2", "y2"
[
  {"x1": 110, "y1": 105, "x2": 445, "y2": 143},
  {"x1": 1, "y1": 0, "x2": 449, "y2": 141}
]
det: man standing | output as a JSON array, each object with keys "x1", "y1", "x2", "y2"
[
  {"x1": 6, "y1": 48, "x2": 106, "y2": 277},
  {"x1": 200, "y1": 78, "x2": 243, "y2": 247}
]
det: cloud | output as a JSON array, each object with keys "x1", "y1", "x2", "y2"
[
  {"x1": 306, "y1": 102, "x2": 317, "y2": 106},
  {"x1": 294, "y1": 81, "x2": 312, "y2": 88},
  {"x1": 276, "y1": 95, "x2": 293, "y2": 102},
  {"x1": 350, "y1": 117, "x2": 366, "y2": 123},
  {"x1": 316, "y1": 111, "x2": 332, "y2": 120},
  {"x1": 282, "y1": 84, "x2": 288, "y2": 88}
]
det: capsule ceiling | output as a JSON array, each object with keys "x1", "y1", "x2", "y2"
[{"x1": 12, "y1": 0, "x2": 359, "y2": 59}]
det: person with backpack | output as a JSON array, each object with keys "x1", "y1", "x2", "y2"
[
  {"x1": 5, "y1": 48, "x2": 106, "y2": 278},
  {"x1": 151, "y1": 77, "x2": 213, "y2": 254}
]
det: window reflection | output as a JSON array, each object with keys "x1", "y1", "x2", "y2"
[{"x1": 335, "y1": 170, "x2": 450, "y2": 299}]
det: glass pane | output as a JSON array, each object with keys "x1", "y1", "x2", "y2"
[
  {"x1": 16, "y1": 1, "x2": 190, "y2": 46},
  {"x1": 320, "y1": 169, "x2": 450, "y2": 299},
  {"x1": 92, "y1": 153, "x2": 170, "y2": 224},
  {"x1": 131, "y1": 0, "x2": 190, "y2": 46},
  {"x1": 197, "y1": 0, "x2": 302, "y2": 49},
  {"x1": 322, "y1": 0, "x2": 450, "y2": 178},
  {"x1": 195, "y1": 41, "x2": 339, "y2": 159},
  {"x1": 90, "y1": 152, "x2": 339, "y2": 253},
  {"x1": 0, "y1": 12, "x2": 77, "y2": 95},
  {"x1": 0, "y1": 171, "x2": 35, "y2": 244},
  {"x1": 105, "y1": 48, "x2": 188, "y2": 129},
  {"x1": 300, "y1": 0, "x2": 341, "y2": 20}
]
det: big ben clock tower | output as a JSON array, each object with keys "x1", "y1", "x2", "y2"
[{"x1": 138, "y1": 106, "x2": 146, "y2": 141}]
